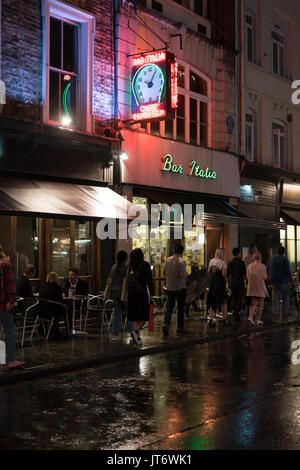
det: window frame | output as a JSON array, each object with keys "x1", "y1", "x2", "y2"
[
  {"x1": 42, "y1": 0, "x2": 95, "y2": 132},
  {"x1": 272, "y1": 30, "x2": 285, "y2": 77},
  {"x1": 165, "y1": 62, "x2": 211, "y2": 146},
  {"x1": 246, "y1": 13, "x2": 254, "y2": 64},
  {"x1": 245, "y1": 110, "x2": 255, "y2": 162},
  {"x1": 272, "y1": 120, "x2": 285, "y2": 168}
]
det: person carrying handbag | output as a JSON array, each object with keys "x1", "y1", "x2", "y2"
[{"x1": 125, "y1": 248, "x2": 153, "y2": 346}]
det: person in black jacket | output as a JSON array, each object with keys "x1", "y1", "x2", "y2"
[
  {"x1": 127, "y1": 248, "x2": 153, "y2": 346},
  {"x1": 227, "y1": 247, "x2": 246, "y2": 321},
  {"x1": 39, "y1": 272, "x2": 68, "y2": 337},
  {"x1": 62, "y1": 267, "x2": 89, "y2": 296},
  {"x1": 16, "y1": 265, "x2": 35, "y2": 299}
]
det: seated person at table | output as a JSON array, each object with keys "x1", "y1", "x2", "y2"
[
  {"x1": 39, "y1": 272, "x2": 69, "y2": 337},
  {"x1": 62, "y1": 267, "x2": 89, "y2": 296},
  {"x1": 16, "y1": 264, "x2": 35, "y2": 299}
]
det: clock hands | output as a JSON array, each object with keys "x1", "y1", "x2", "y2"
[{"x1": 144, "y1": 70, "x2": 156, "y2": 88}]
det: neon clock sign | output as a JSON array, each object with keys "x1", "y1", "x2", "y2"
[{"x1": 131, "y1": 51, "x2": 178, "y2": 122}]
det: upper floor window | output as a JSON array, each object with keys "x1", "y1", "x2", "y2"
[
  {"x1": 272, "y1": 121, "x2": 285, "y2": 168},
  {"x1": 172, "y1": 0, "x2": 207, "y2": 17},
  {"x1": 43, "y1": 0, "x2": 94, "y2": 132},
  {"x1": 246, "y1": 14, "x2": 254, "y2": 63},
  {"x1": 173, "y1": 64, "x2": 210, "y2": 146},
  {"x1": 49, "y1": 18, "x2": 78, "y2": 126},
  {"x1": 152, "y1": 0, "x2": 163, "y2": 13},
  {"x1": 245, "y1": 110, "x2": 255, "y2": 161},
  {"x1": 272, "y1": 30, "x2": 284, "y2": 76}
]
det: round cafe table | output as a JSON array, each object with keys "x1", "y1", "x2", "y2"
[{"x1": 63, "y1": 295, "x2": 89, "y2": 335}]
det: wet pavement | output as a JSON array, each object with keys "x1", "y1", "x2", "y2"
[
  {"x1": 1, "y1": 324, "x2": 300, "y2": 449},
  {"x1": 0, "y1": 302, "x2": 299, "y2": 386}
]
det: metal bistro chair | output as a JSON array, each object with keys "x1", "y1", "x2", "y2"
[
  {"x1": 33, "y1": 298, "x2": 70, "y2": 342},
  {"x1": 84, "y1": 295, "x2": 115, "y2": 333},
  {"x1": 84, "y1": 294, "x2": 104, "y2": 332},
  {"x1": 13, "y1": 297, "x2": 40, "y2": 346}
]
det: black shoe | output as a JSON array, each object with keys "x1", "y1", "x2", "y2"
[{"x1": 162, "y1": 324, "x2": 169, "y2": 337}]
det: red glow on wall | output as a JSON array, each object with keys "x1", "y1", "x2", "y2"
[
  {"x1": 171, "y1": 61, "x2": 178, "y2": 109},
  {"x1": 132, "y1": 103, "x2": 166, "y2": 121},
  {"x1": 132, "y1": 51, "x2": 166, "y2": 67}
]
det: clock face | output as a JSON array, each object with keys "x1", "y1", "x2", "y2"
[{"x1": 132, "y1": 63, "x2": 166, "y2": 106}]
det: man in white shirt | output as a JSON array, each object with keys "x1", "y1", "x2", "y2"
[{"x1": 163, "y1": 244, "x2": 188, "y2": 336}]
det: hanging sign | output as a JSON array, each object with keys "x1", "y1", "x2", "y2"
[
  {"x1": 160, "y1": 154, "x2": 217, "y2": 180},
  {"x1": 131, "y1": 51, "x2": 178, "y2": 122}
]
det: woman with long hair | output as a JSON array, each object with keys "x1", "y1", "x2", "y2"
[
  {"x1": 126, "y1": 248, "x2": 153, "y2": 346},
  {"x1": 206, "y1": 248, "x2": 229, "y2": 327},
  {"x1": 110, "y1": 250, "x2": 134, "y2": 341}
]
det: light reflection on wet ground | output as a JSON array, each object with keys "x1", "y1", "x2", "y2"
[{"x1": 1, "y1": 325, "x2": 300, "y2": 450}]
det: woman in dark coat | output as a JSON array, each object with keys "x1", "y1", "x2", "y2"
[
  {"x1": 39, "y1": 272, "x2": 68, "y2": 337},
  {"x1": 127, "y1": 248, "x2": 153, "y2": 346}
]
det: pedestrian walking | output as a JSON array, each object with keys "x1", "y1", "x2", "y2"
[
  {"x1": 206, "y1": 248, "x2": 229, "y2": 327},
  {"x1": 162, "y1": 244, "x2": 187, "y2": 337},
  {"x1": 185, "y1": 263, "x2": 201, "y2": 318},
  {"x1": 0, "y1": 247, "x2": 25, "y2": 371},
  {"x1": 243, "y1": 243, "x2": 257, "y2": 269},
  {"x1": 125, "y1": 248, "x2": 153, "y2": 346},
  {"x1": 267, "y1": 246, "x2": 293, "y2": 322},
  {"x1": 107, "y1": 251, "x2": 134, "y2": 341},
  {"x1": 227, "y1": 248, "x2": 246, "y2": 322},
  {"x1": 246, "y1": 251, "x2": 268, "y2": 326}
]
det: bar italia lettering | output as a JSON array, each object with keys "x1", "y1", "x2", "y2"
[{"x1": 161, "y1": 154, "x2": 217, "y2": 180}]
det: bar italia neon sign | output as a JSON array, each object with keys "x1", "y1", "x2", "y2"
[
  {"x1": 160, "y1": 154, "x2": 217, "y2": 180},
  {"x1": 131, "y1": 51, "x2": 178, "y2": 122}
]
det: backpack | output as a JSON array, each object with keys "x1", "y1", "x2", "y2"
[{"x1": 127, "y1": 262, "x2": 144, "y2": 294}]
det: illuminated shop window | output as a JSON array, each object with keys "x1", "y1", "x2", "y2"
[
  {"x1": 17, "y1": 217, "x2": 40, "y2": 278},
  {"x1": 74, "y1": 221, "x2": 92, "y2": 275},
  {"x1": 52, "y1": 219, "x2": 71, "y2": 276}
]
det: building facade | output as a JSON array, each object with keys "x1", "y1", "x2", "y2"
[
  {"x1": 0, "y1": 0, "x2": 127, "y2": 290},
  {"x1": 114, "y1": 0, "x2": 270, "y2": 295},
  {"x1": 239, "y1": 0, "x2": 299, "y2": 265}
]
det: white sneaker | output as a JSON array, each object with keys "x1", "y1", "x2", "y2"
[
  {"x1": 256, "y1": 319, "x2": 263, "y2": 326},
  {"x1": 111, "y1": 333, "x2": 120, "y2": 341},
  {"x1": 130, "y1": 330, "x2": 142, "y2": 346},
  {"x1": 248, "y1": 317, "x2": 255, "y2": 326}
]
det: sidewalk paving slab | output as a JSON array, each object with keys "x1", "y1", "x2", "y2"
[{"x1": 0, "y1": 307, "x2": 299, "y2": 386}]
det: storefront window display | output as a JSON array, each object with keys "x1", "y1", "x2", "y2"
[
  {"x1": 52, "y1": 219, "x2": 71, "y2": 276},
  {"x1": 281, "y1": 225, "x2": 296, "y2": 272},
  {"x1": 16, "y1": 217, "x2": 40, "y2": 277},
  {"x1": 74, "y1": 221, "x2": 92, "y2": 275}
]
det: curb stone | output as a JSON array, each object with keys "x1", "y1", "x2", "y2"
[{"x1": 0, "y1": 318, "x2": 299, "y2": 386}]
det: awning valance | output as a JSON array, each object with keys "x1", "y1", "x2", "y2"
[
  {"x1": 281, "y1": 210, "x2": 300, "y2": 225},
  {"x1": 0, "y1": 177, "x2": 130, "y2": 220}
]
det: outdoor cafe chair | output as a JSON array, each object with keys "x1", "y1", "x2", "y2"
[
  {"x1": 34, "y1": 298, "x2": 70, "y2": 342},
  {"x1": 13, "y1": 297, "x2": 40, "y2": 346},
  {"x1": 84, "y1": 294, "x2": 105, "y2": 332}
]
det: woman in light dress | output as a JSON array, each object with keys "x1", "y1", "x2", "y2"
[{"x1": 246, "y1": 251, "x2": 268, "y2": 326}]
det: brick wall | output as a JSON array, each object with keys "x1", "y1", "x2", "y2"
[{"x1": 1, "y1": 0, "x2": 115, "y2": 124}]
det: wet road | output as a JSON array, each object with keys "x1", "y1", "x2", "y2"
[{"x1": 1, "y1": 324, "x2": 300, "y2": 450}]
